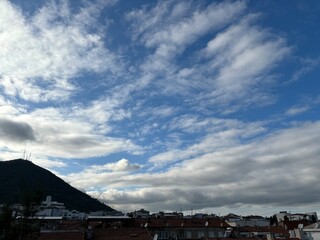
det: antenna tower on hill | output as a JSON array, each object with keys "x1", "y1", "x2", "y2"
[{"x1": 22, "y1": 150, "x2": 32, "y2": 161}]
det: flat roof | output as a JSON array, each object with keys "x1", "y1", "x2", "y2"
[{"x1": 87, "y1": 216, "x2": 130, "y2": 219}]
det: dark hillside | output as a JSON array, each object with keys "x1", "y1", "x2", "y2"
[{"x1": 0, "y1": 159, "x2": 114, "y2": 212}]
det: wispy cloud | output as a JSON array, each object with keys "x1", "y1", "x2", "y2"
[
  {"x1": 291, "y1": 57, "x2": 320, "y2": 83},
  {"x1": 123, "y1": 0, "x2": 247, "y2": 101},
  {"x1": 129, "y1": 1, "x2": 246, "y2": 52},
  {"x1": 285, "y1": 105, "x2": 310, "y2": 116},
  {"x1": 199, "y1": 14, "x2": 290, "y2": 109},
  {"x1": 0, "y1": 0, "x2": 119, "y2": 102},
  {"x1": 126, "y1": 1, "x2": 290, "y2": 113},
  {"x1": 149, "y1": 118, "x2": 266, "y2": 165},
  {"x1": 0, "y1": 0, "x2": 142, "y2": 167}
]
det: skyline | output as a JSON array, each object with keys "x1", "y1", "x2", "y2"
[{"x1": 0, "y1": 0, "x2": 320, "y2": 216}]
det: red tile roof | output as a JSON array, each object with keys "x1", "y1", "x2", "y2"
[
  {"x1": 93, "y1": 228, "x2": 151, "y2": 240},
  {"x1": 39, "y1": 228, "x2": 151, "y2": 240},
  {"x1": 58, "y1": 220, "x2": 86, "y2": 230},
  {"x1": 207, "y1": 238, "x2": 259, "y2": 240},
  {"x1": 134, "y1": 218, "x2": 229, "y2": 228},
  {"x1": 236, "y1": 226, "x2": 289, "y2": 237},
  {"x1": 279, "y1": 220, "x2": 310, "y2": 230},
  {"x1": 38, "y1": 231, "x2": 85, "y2": 240}
]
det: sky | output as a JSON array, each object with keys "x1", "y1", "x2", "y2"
[{"x1": 0, "y1": 0, "x2": 320, "y2": 216}]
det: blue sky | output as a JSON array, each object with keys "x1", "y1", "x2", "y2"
[{"x1": 0, "y1": 0, "x2": 320, "y2": 215}]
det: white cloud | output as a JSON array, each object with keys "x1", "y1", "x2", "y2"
[
  {"x1": 285, "y1": 105, "x2": 310, "y2": 116},
  {"x1": 0, "y1": 149, "x2": 66, "y2": 170},
  {"x1": 0, "y1": 99, "x2": 142, "y2": 163},
  {"x1": 71, "y1": 96, "x2": 131, "y2": 134},
  {"x1": 291, "y1": 57, "x2": 320, "y2": 83},
  {"x1": 0, "y1": 0, "x2": 119, "y2": 102},
  {"x1": 202, "y1": 14, "x2": 290, "y2": 104},
  {"x1": 21, "y1": 108, "x2": 140, "y2": 158},
  {"x1": 130, "y1": 1, "x2": 245, "y2": 49},
  {"x1": 89, "y1": 159, "x2": 141, "y2": 172},
  {"x1": 143, "y1": 1, "x2": 246, "y2": 49},
  {"x1": 0, "y1": 0, "x2": 317, "y2": 216},
  {"x1": 0, "y1": 96, "x2": 25, "y2": 116},
  {"x1": 168, "y1": 115, "x2": 210, "y2": 133},
  {"x1": 0, "y1": 1, "x2": 145, "y2": 164},
  {"x1": 128, "y1": 1, "x2": 246, "y2": 74},
  {"x1": 126, "y1": 2, "x2": 291, "y2": 112},
  {"x1": 31, "y1": 157, "x2": 67, "y2": 169},
  {"x1": 63, "y1": 160, "x2": 142, "y2": 190},
  {"x1": 151, "y1": 106, "x2": 175, "y2": 118},
  {"x1": 61, "y1": 121, "x2": 320, "y2": 213},
  {"x1": 149, "y1": 118, "x2": 265, "y2": 165}
]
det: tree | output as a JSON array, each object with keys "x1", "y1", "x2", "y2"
[
  {"x1": 269, "y1": 215, "x2": 278, "y2": 226},
  {"x1": 0, "y1": 204, "x2": 13, "y2": 239},
  {"x1": 15, "y1": 191, "x2": 42, "y2": 240},
  {"x1": 0, "y1": 191, "x2": 42, "y2": 240}
]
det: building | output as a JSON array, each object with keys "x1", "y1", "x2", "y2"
[
  {"x1": 134, "y1": 217, "x2": 229, "y2": 239},
  {"x1": 36, "y1": 196, "x2": 67, "y2": 217}
]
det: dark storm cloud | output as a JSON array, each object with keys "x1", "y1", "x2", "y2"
[{"x1": 0, "y1": 118, "x2": 36, "y2": 142}]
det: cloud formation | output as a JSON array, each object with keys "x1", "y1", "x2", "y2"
[
  {"x1": 125, "y1": 1, "x2": 291, "y2": 114},
  {"x1": 69, "y1": 121, "x2": 320, "y2": 213},
  {"x1": 0, "y1": 98, "x2": 142, "y2": 168},
  {"x1": 0, "y1": 0, "x2": 319, "y2": 215},
  {"x1": 0, "y1": 0, "x2": 141, "y2": 166},
  {"x1": 203, "y1": 15, "x2": 290, "y2": 103},
  {"x1": 0, "y1": 118, "x2": 36, "y2": 142},
  {"x1": 0, "y1": 0, "x2": 118, "y2": 102},
  {"x1": 285, "y1": 105, "x2": 310, "y2": 116}
]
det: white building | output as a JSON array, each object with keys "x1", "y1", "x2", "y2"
[
  {"x1": 36, "y1": 195, "x2": 85, "y2": 219},
  {"x1": 302, "y1": 222, "x2": 320, "y2": 240},
  {"x1": 36, "y1": 196, "x2": 67, "y2": 217}
]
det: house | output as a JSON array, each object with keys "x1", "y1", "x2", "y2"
[
  {"x1": 233, "y1": 225, "x2": 290, "y2": 239},
  {"x1": 128, "y1": 209, "x2": 150, "y2": 218},
  {"x1": 275, "y1": 211, "x2": 318, "y2": 223},
  {"x1": 91, "y1": 228, "x2": 151, "y2": 240},
  {"x1": 38, "y1": 219, "x2": 87, "y2": 240},
  {"x1": 134, "y1": 217, "x2": 229, "y2": 239},
  {"x1": 279, "y1": 220, "x2": 310, "y2": 230},
  {"x1": 38, "y1": 230, "x2": 85, "y2": 240},
  {"x1": 292, "y1": 221, "x2": 320, "y2": 240},
  {"x1": 227, "y1": 215, "x2": 269, "y2": 227}
]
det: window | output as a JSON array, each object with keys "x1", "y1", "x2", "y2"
[
  {"x1": 198, "y1": 231, "x2": 205, "y2": 238},
  {"x1": 158, "y1": 231, "x2": 169, "y2": 239}
]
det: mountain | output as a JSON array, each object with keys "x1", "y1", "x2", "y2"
[{"x1": 0, "y1": 159, "x2": 114, "y2": 213}]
